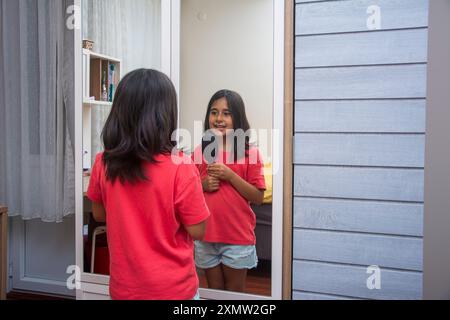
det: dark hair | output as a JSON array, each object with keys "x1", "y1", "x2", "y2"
[
  {"x1": 101, "y1": 69, "x2": 178, "y2": 184},
  {"x1": 204, "y1": 90, "x2": 251, "y2": 160}
]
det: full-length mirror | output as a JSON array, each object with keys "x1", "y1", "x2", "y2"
[
  {"x1": 179, "y1": 0, "x2": 274, "y2": 297},
  {"x1": 77, "y1": 0, "x2": 282, "y2": 300}
]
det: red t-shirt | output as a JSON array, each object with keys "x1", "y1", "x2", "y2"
[
  {"x1": 87, "y1": 152, "x2": 210, "y2": 300},
  {"x1": 192, "y1": 146, "x2": 266, "y2": 245}
]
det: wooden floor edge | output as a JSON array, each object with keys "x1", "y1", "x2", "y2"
[
  {"x1": 282, "y1": 0, "x2": 295, "y2": 300},
  {"x1": 7, "y1": 290, "x2": 75, "y2": 301}
]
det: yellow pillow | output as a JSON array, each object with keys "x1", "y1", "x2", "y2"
[{"x1": 263, "y1": 163, "x2": 273, "y2": 204}]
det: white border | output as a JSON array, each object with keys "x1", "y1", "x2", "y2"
[
  {"x1": 161, "y1": 0, "x2": 180, "y2": 92},
  {"x1": 74, "y1": 0, "x2": 83, "y2": 300},
  {"x1": 162, "y1": 0, "x2": 181, "y2": 133},
  {"x1": 161, "y1": 0, "x2": 172, "y2": 77},
  {"x1": 271, "y1": 0, "x2": 285, "y2": 300}
]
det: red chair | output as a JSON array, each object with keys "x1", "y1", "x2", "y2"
[{"x1": 91, "y1": 226, "x2": 110, "y2": 275}]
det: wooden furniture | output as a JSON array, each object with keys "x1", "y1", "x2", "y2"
[
  {"x1": 0, "y1": 206, "x2": 8, "y2": 300},
  {"x1": 82, "y1": 49, "x2": 121, "y2": 106},
  {"x1": 283, "y1": 0, "x2": 294, "y2": 300}
]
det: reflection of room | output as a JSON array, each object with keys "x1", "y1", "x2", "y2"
[
  {"x1": 180, "y1": 0, "x2": 274, "y2": 296},
  {"x1": 81, "y1": 0, "x2": 161, "y2": 275},
  {"x1": 80, "y1": 0, "x2": 275, "y2": 297}
]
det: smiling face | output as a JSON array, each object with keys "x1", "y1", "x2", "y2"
[{"x1": 208, "y1": 97, "x2": 234, "y2": 136}]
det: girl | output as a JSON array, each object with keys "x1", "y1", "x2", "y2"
[
  {"x1": 87, "y1": 69, "x2": 210, "y2": 300},
  {"x1": 192, "y1": 90, "x2": 266, "y2": 293}
]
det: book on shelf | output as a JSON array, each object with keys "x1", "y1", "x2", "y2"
[{"x1": 108, "y1": 62, "x2": 116, "y2": 102}]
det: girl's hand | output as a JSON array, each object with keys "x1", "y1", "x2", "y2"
[
  {"x1": 202, "y1": 176, "x2": 220, "y2": 193},
  {"x1": 207, "y1": 163, "x2": 235, "y2": 182}
]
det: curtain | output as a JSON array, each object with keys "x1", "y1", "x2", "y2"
[
  {"x1": 82, "y1": 0, "x2": 161, "y2": 163},
  {"x1": 0, "y1": 0, "x2": 75, "y2": 222}
]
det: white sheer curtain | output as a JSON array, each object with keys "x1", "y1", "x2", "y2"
[
  {"x1": 0, "y1": 0, "x2": 75, "y2": 222},
  {"x1": 82, "y1": 0, "x2": 161, "y2": 162}
]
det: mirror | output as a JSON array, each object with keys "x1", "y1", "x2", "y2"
[
  {"x1": 179, "y1": 0, "x2": 274, "y2": 296},
  {"x1": 79, "y1": 0, "x2": 279, "y2": 299}
]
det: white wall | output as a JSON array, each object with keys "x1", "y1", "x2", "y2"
[{"x1": 180, "y1": 0, "x2": 274, "y2": 160}]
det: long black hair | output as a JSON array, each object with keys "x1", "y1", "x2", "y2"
[
  {"x1": 101, "y1": 69, "x2": 178, "y2": 184},
  {"x1": 204, "y1": 90, "x2": 251, "y2": 161}
]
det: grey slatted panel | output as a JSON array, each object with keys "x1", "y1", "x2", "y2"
[
  {"x1": 294, "y1": 134, "x2": 425, "y2": 167},
  {"x1": 293, "y1": 260, "x2": 422, "y2": 300},
  {"x1": 295, "y1": 64, "x2": 427, "y2": 100},
  {"x1": 293, "y1": 229, "x2": 423, "y2": 271},
  {"x1": 295, "y1": 100, "x2": 426, "y2": 133},
  {"x1": 293, "y1": 0, "x2": 428, "y2": 300},
  {"x1": 294, "y1": 197, "x2": 423, "y2": 237},
  {"x1": 296, "y1": 28, "x2": 428, "y2": 67},
  {"x1": 293, "y1": 291, "x2": 356, "y2": 300},
  {"x1": 294, "y1": 166, "x2": 424, "y2": 202},
  {"x1": 296, "y1": 0, "x2": 429, "y2": 35}
]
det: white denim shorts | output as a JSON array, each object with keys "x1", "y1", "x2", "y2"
[
  {"x1": 194, "y1": 241, "x2": 258, "y2": 270},
  {"x1": 192, "y1": 290, "x2": 200, "y2": 300}
]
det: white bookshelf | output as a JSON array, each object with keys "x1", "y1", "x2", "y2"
[{"x1": 82, "y1": 49, "x2": 121, "y2": 170}]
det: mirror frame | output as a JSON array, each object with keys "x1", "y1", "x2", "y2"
[
  {"x1": 74, "y1": 0, "x2": 290, "y2": 300},
  {"x1": 188, "y1": 0, "x2": 286, "y2": 300}
]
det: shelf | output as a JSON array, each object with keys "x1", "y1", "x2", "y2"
[
  {"x1": 83, "y1": 50, "x2": 121, "y2": 104},
  {"x1": 83, "y1": 49, "x2": 121, "y2": 63},
  {"x1": 83, "y1": 100, "x2": 113, "y2": 106}
]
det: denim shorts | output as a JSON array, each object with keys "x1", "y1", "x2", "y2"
[
  {"x1": 192, "y1": 291, "x2": 200, "y2": 300},
  {"x1": 194, "y1": 241, "x2": 258, "y2": 270}
]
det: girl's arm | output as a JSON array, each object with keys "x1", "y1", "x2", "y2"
[
  {"x1": 184, "y1": 221, "x2": 207, "y2": 240},
  {"x1": 229, "y1": 172, "x2": 265, "y2": 205},
  {"x1": 207, "y1": 164, "x2": 265, "y2": 205},
  {"x1": 92, "y1": 201, "x2": 106, "y2": 223}
]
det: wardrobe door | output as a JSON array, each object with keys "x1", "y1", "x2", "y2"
[{"x1": 74, "y1": 0, "x2": 178, "y2": 299}]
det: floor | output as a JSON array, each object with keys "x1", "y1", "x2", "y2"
[{"x1": 6, "y1": 290, "x2": 74, "y2": 301}]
